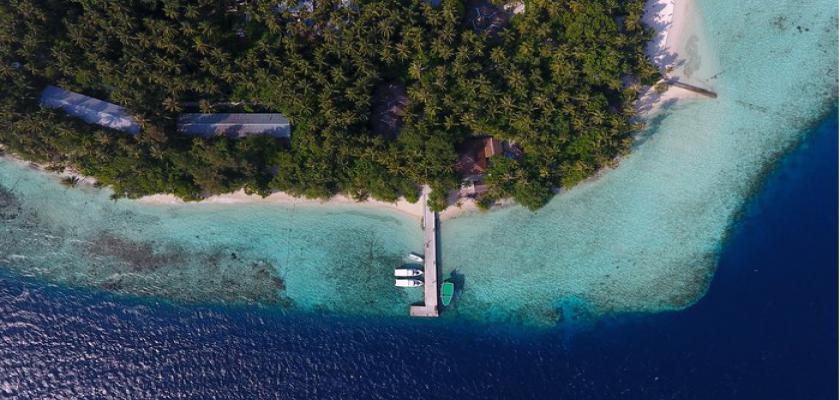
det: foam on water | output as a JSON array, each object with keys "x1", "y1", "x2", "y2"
[{"x1": 0, "y1": 0, "x2": 836, "y2": 325}]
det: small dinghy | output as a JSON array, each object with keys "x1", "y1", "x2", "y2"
[
  {"x1": 441, "y1": 282, "x2": 455, "y2": 306},
  {"x1": 394, "y1": 268, "x2": 423, "y2": 277},
  {"x1": 406, "y1": 253, "x2": 424, "y2": 263},
  {"x1": 395, "y1": 279, "x2": 423, "y2": 287}
]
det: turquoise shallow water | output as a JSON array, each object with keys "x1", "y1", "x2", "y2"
[
  {"x1": 441, "y1": 0, "x2": 838, "y2": 323},
  {"x1": 0, "y1": 168, "x2": 424, "y2": 314},
  {"x1": 0, "y1": 0, "x2": 836, "y2": 325}
]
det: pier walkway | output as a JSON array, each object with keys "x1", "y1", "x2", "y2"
[
  {"x1": 666, "y1": 79, "x2": 718, "y2": 98},
  {"x1": 410, "y1": 186, "x2": 440, "y2": 317}
]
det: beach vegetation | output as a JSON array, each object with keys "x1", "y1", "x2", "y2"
[{"x1": 0, "y1": 0, "x2": 658, "y2": 210}]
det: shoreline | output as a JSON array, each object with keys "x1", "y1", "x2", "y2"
[
  {"x1": 0, "y1": 152, "x2": 490, "y2": 221},
  {"x1": 139, "y1": 190, "x2": 430, "y2": 219},
  {"x1": 644, "y1": 0, "x2": 687, "y2": 72},
  {"x1": 3, "y1": 1, "x2": 693, "y2": 220},
  {"x1": 636, "y1": 0, "x2": 705, "y2": 116},
  {"x1": 139, "y1": 189, "x2": 511, "y2": 221}
]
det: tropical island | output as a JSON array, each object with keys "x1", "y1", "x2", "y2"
[
  {"x1": 1, "y1": 0, "x2": 659, "y2": 211},
  {"x1": 0, "y1": 0, "x2": 836, "y2": 327}
]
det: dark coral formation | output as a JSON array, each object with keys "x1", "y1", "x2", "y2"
[
  {"x1": 0, "y1": 185, "x2": 21, "y2": 221},
  {"x1": 87, "y1": 233, "x2": 187, "y2": 272},
  {"x1": 78, "y1": 231, "x2": 295, "y2": 308}
]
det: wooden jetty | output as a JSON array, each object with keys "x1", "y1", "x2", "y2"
[
  {"x1": 410, "y1": 186, "x2": 440, "y2": 317},
  {"x1": 666, "y1": 79, "x2": 718, "y2": 98}
]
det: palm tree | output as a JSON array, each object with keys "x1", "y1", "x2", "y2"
[{"x1": 163, "y1": 97, "x2": 182, "y2": 113}]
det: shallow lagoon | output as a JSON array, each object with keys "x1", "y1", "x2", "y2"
[
  {"x1": 0, "y1": 113, "x2": 835, "y2": 398},
  {"x1": 0, "y1": 0, "x2": 837, "y2": 325},
  {"x1": 440, "y1": 0, "x2": 838, "y2": 323}
]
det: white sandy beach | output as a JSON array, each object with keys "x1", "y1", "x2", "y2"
[
  {"x1": 636, "y1": 0, "x2": 706, "y2": 116},
  {"x1": 139, "y1": 187, "x2": 499, "y2": 220},
  {"x1": 1, "y1": 151, "x2": 472, "y2": 220},
  {"x1": 644, "y1": 0, "x2": 687, "y2": 71},
  {"x1": 140, "y1": 190, "x2": 430, "y2": 218}
]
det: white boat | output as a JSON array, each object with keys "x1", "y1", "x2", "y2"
[
  {"x1": 394, "y1": 268, "x2": 423, "y2": 277},
  {"x1": 406, "y1": 253, "x2": 424, "y2": 263},
  {"x1": 395, "y1": 279, "x2": 423, "y2": 287}
]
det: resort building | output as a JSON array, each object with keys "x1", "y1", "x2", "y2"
[
  {"x1": 177, "y1": 113, "x2": 291, "y2": 139},
  {"x1": 39, "y1": 86, "x2": 141, "y2": 135},
  {"x1": 456, "y1": 136, "x2": 503, "y2": 197},
  {"x1": 371, "y1": 82, "x2": 408, "y2": 140},
  {"x1": 456, "y1": 136, "x2": 523, "y2": 197},
  {"x1": 275, "y1": 0, "x2": 314, "y2": 16},
  {"x1": 456, "y1": 136, "x2": 503, "y2": 178},
  {"x1": 466, "y1": 0, "x2": 511, "y2": 34}
]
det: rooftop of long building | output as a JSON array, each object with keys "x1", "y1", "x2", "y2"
[{"x1": 177, "y1": 113, "x2": 291, "y2": 139}]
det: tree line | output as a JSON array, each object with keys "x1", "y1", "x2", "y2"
[{"x1": 0, "y1": 0, "x2": 658, "y2": 210}]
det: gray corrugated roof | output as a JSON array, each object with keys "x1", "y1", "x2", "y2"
[
  {"x1": 39, "y1": 86, "x2": 140, "y2": 134},
  {"x1": 177, "y1": 113, "x2": 291, "y2": 139}
]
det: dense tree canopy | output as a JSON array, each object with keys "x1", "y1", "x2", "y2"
[{"x1": 0, "y1": 0, "x2": 658, "y2": 210}]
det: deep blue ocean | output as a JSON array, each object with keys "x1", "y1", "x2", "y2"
[{"x1": 1, "y1": 112, "x2": 837, "y2": 399}]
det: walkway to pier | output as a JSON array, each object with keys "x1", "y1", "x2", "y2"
[
  {"x1": 666, "y1": 78, "x2": 718, "y2": 98},
  {"x1": 410, "y1": 186, "x2": 439, "y2": 317}
]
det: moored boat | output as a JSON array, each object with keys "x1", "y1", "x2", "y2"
[
  {"x1": 406, "y1": 253, "x2": 424, "y2": 263},
  {"x1": 441, "y1": 282, "x2": 455, "y2": 306},
  {"x1": 395, "y1": 279, "x2": 423, "y2": 288},
  {"x1": 394, "y1": 268, "x2": 423, "y2": 277}
]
